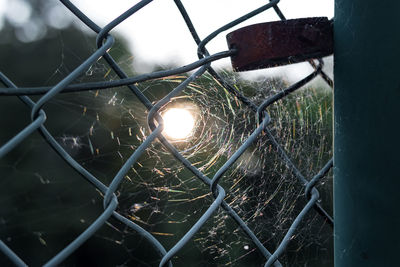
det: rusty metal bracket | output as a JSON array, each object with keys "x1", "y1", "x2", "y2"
[{"x1": 226, "y1": 17, "x2": 333, "y2": 72}]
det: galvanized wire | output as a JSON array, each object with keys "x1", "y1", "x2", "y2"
[{"x1": 0, "y1": 0, "x2": 333, "y2": 266}]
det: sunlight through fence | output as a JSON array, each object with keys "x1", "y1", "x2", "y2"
[{"x1": 0, "y1": 0, "x2": 333, "y2": 266}]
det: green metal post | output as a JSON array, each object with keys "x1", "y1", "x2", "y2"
[{"x1": 334, "y1": 1, "x2": 400, "y2": 266}]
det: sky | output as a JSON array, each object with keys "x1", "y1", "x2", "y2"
[{"x1": 1, "y1": 0, "x2": 334, "y2": 81}]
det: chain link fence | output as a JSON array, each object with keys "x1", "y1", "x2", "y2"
[{"x1": 0, "y1": 0, "x2": 333, "y2": 266}]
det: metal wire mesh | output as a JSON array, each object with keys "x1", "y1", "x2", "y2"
[{"x1": 0, "y1": 0, "x2": 333, "y2": 266}]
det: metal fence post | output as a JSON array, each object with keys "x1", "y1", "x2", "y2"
[
  {"x1": 334, "y1": 1, "x2": 400, "y2": 266},
  {"x1": 0, "y1": 1, "x2": 337, "y2": 265}
]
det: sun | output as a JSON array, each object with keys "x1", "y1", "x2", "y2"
[{"x1": 162, "y1": 108, "x2": 195, "y2": 140}]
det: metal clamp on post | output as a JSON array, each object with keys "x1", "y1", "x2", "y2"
[{"x1": 226, "y1": 17, "x2": 333, "y2": 71}]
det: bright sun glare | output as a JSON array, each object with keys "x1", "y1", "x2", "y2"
[{"x1": 162, "y1": 108, "x2": 195, "y2": 140}]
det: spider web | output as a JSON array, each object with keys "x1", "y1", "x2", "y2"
[{"x1": 0, "y1": 14, "x2": 333, "y2": 267}]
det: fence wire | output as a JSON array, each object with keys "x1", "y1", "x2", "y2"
[{"x1": 0, "y1": 0, "x2": 333, "y2": 266}]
